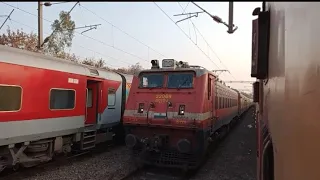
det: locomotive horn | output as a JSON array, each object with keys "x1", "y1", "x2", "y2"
[{"x1": 151, "y1": 59, "x2": 160, "y2": 69}]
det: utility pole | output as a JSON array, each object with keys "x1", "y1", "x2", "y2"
[
  {"x1": 38, "y1": 1, "x2": 43, "y2": 51},
  {"x1": 227, "y1": 2, "x2": 235, "y2": 34}
]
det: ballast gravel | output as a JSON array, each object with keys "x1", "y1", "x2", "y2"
[
  {"x1": 190, "y1": 107, "x2": 257, "y2": 180},
  {"x1": 3, "y1": 108, "x2": 257, "y2": 180},
  {"x1": 2, "y1": 146, "x2": 137, "y2": 180}
]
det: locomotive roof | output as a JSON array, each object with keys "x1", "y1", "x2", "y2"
[
  {"x1": 137, "y1": 66, "x2": 214, "y2": 77},
  {"x1": 0, "y1": 45, "x2": 133, "y2": 81}
]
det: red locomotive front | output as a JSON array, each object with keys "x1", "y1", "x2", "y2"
[{"x1": 123, "y1": 59, "x2": 242, "y2": 170}]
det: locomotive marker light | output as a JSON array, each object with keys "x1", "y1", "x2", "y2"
[
  {"x1": 179, "y1": 105, "x2": 185, "y2": 115},
  {"x1": 138, "y1": 103, "x2": 144, "y2": 113}
]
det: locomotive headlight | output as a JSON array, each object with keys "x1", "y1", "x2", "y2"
[
  {"x1": 125, "y1": 134, "x2": 137, "y2": 148},
  {"x1": 177, "y1": 139, "x2": 191, "y2": 153},
  {"x1": 138, "y1": 103, "x2": 144, "y2": 113},
  {"x1": 178, "y1": 105, "x2": 185, "y2": 115}
]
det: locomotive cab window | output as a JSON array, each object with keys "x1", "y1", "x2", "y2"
[
  {"x1": 139, "y1": 73, "x2": 164, "y2": 88},
  {"x1": 167, "y1": 73, "x2": 194, "y2": 89},
  {"x1": 0, "y1": 85, "x2": 22, "y2": 112},
  {"x1": 50, "y1": 89, "x2": 75, "y2": 110},
  {"x1": 108, "y1": 88, "x2": 116, "y2": 106}
]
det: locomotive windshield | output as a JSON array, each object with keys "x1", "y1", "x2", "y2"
[
  {"x1": 167, "y1": 73, "x2": 193, "y2": 88},
  {"x1": 139, "y1": 73, "x2": 164, "y2": 88}
]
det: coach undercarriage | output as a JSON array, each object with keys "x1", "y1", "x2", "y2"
[{"x1": 0, "y1": 135, "x2": 75, "y2": 172}]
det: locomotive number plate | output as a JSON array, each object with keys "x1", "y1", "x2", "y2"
[
  {"x1": 155, "y1": 94, "x2": 172, "y2": 103},
  {"x1": 175, "y1": 120, "x2": 187, "y2": 124}
]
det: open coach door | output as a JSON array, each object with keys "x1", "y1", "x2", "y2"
[
  {"x1": 82, "y1": 77, "x2": 103, "y2": 150},
  {"x1": 86, "y1": 80, "x2": 101, "y2": 125}
]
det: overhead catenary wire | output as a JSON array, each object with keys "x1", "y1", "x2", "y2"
[
  {"x1": 7, "y1": 17, "x2": 135, "y2": 69},
  {"x1": 78, "y1": 3, "x2": 167, "y2": 59},
  {"x1": 1, "y1": 1, "x2": 149, "y2": 64},
  {"x1": 0, "y1": 9, "x2": 14, "y2": 30},
  {"x1": 177, "y1": 2, "x2": 236, "y2": 80},
  {"x1": 153, "y1": 2, "x2": 220, "y2": 69}
]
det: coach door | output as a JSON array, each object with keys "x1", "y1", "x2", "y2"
[{"x1": 86, "y1": 80, "x2": 101, "y2": 124}]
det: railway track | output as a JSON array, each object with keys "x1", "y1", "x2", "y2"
[
  {"x1": 117, "y1": 107, "x2": 255, "y2": 180},
  {"x1": 0, "y1": 141, "x2": 116, "y2": 179},
  {"x1": 118, "y1": 166, "x2": 190, "y2": 180}
]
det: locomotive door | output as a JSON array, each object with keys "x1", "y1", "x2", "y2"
[
  {"x1": 86, "y1": 80, "x2": 100, "y2": 124},
  {"x1": 208, "y1": 75, "x2": 215, "y2": 131}
]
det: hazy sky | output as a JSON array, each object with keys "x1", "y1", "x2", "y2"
[{"x1": 0, "y1": 2, "x2": 261, "y2": 92}]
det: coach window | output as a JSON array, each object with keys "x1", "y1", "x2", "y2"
[
  {"x1": 0, "y1": 85, "x2": 22, "y2": 111},
  {"x1": 86, "y1": 88, "x2": 93, "y2": 108},
  {"x1": 223, "y1": 97, "x2": 225, "y2": 109},
  {"x1": 226, "y1": 98, "x2": 228, "y2": 108},
  {"x1": 227, "y1": 98, "x2": 229, "y2": 108},
  {"x1": 50, "y1": 89, "x2": 75, "y2": 110},
  {"x1": 108, "y1": 88, "x2": 116, "y2": 106}
]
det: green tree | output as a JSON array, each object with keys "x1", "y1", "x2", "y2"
[
  {"x1": 0, "y1": 27, "x2": 79, "y2": 62},
  {"x1": 44, "y1": 11, "x2": 75, "y2": 56},
  {"x1": 0, "y1": 27, "x2": 38, "y2": 52},
  {"x1": 81, "y1": 57, "x2": 95, "y2": 66}
]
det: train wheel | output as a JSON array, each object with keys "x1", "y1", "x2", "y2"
[
  {"x1": 113, "y1": 125, "x2": 125, "y2": 145},
  {"x1": 12, "y1": 163, "x2": 20, "y2": 171}
]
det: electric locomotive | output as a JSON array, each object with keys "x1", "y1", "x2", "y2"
[{"x1": 123, "y1": 59, "x2": 248, "y2": 170}]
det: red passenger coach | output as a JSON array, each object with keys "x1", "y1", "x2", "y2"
[
  {"x1": 0, "y1": 45, "x2": 132, "y2": 172},
  {"x1": 123, "y1": 59, "x2": 253, "y2": 170}
]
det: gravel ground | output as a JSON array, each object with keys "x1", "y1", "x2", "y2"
[
  {"x1": 0, "y1": 146, "x2": 137, "y2": 180},
  {"x1": 190, "y1": 107, "x2": 256, "y2": 180},
  {"x1": 1, "y1": 108, "x2": 256, "y2": 180}
]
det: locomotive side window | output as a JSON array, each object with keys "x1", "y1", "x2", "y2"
[
  {"x1": 50, "y1": 89, "x2": 75, "y2": 110},
  {"x1": 0, "y1": 85, "x2": 22, "y2": 112},
  {"x1": 139, "y1": 73, "x2": 164, "y2": 88},
  {"x1": 108, "y1": 88, "x2": 116, "y2": 106},
  {"x1": 167, "y1": 73, "x2": 193, "y2": 89}
]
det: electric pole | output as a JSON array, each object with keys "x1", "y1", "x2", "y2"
[{"x1": 38, "y1": 1, "x2": 43, "y2": 51}]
